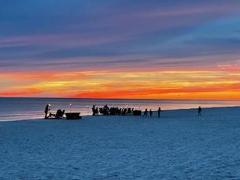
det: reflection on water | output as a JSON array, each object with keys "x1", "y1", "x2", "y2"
[{"x1": 0, "y1": 98, "x2": 239, "y2": 121}]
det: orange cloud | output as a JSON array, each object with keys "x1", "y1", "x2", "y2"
[
  {"x1": 0, "y1": 88, "x2": 42, "y2": 97},
  {"x1": 0, "y1": 68, "x2": 240, "y2": 100}
]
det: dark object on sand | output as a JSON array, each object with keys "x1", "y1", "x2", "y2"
[
  {"x1": 95, "y1": 105, "x2": 138, "y2": 116},
  {"x1": 56, "y1": 109, "x2": 65, "y2": 119},
  {"x1": 144, "y1": 109, "x2": 148, "y2": 117},
  {"x1": 158, "y1": 107, "x2": 161, "y2": 118},
  {"x1": 92, "y1": 105, "x2": 97, "y2": 116},
  {"x1": 44, "y1": 104, "x2": 50, "y2": 119},
  {"x1": 198, "y1": 106, "x2": 202, "y2": 116},
  {"x1": 133, "y1": 110, "x2": 142, "y2": 116},
  {"x1": 65, "y1": 112, "x2": 82, "y2": 120},
  {"x1": 150, "y1": 109, "x2": 153, "y2": 117},
  {"x1": 49, "y1": 109, "x2": 65, "y2": 119}
]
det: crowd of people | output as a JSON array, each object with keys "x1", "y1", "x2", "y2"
[
  {"x1": 45, "y1": 104, "x2": 203, "y2": 119},
  {"x1": 92, "y1": 105, "x2": 202, "y2": 117},
  {"x1": 92, "y1": 105, "x2": 138, "y2": 116},
  {"x1": 92, "y1": 105, "x2": 165, "y2": 117}
]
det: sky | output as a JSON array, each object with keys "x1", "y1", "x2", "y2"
[{"x1": 0, "y1": 0, "x2": 240, "y2": 99}]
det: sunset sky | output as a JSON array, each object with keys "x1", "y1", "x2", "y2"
[{"x1": 0, "y1": 0, "x2": 240, "y2": 99}]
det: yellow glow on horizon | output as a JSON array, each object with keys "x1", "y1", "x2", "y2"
[{"x1": 0, "y1": 68, "x2": 240, "y2": 100}]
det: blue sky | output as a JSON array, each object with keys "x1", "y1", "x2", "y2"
[{"x1": 0, "y1": 0, "x2": 240, "y2": 71}]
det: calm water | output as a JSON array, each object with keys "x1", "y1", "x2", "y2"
[{"x1": 0, "y1": 98, "x2": 239, "y2": 121}]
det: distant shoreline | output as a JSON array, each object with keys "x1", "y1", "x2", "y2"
[{"x1": 1, "y1": 106, "x2": 239, "y2": 122}]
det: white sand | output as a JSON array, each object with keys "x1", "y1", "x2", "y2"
[{"x1": 0, "y1": 107, "x2": 240, "y2": 179}]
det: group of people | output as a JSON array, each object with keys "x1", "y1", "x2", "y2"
[
  {"x1": 44, "y1": 104, "x2": 65, "y2": 119},
  {"x1": 92, "y1": 105, "x2": 136, "y2": 116},
  {"x1": 92, "y1": 104, "x2": 164, "y2": 117},
  {"x1": 143, "y1": 107, "x2": 162, "y2": 118},
  {"x1": 92, "y1": 105, "x2": 203, "y2": 117},
  {"x1": 45, "y1": 104, "x2": 203, "y2": 119},
  {"x1": 144, "y1": 106, "x2": 202, "y2": 117},
  {"x1": 143, "y1": 106, "x2": 202, "y2": 117}
]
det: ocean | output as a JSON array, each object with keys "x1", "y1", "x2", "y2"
[{"x1": 0, "y1": 98, "x2": 239, "y2": 121}]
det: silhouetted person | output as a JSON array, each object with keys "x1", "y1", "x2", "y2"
[
  {"x1": 44, "y1": 104, "x2": 50, "y2": 119},
  {"x1": 198, "y1": 106, "x2": 202, "y2": 116},
  {"x1": 56, "y1": 109, "x2": 65, "y2": 119},
  {"x1": 104, "y1": 104, "x2": 110, "y2": 115},
  {"x1": 150, "y1": 109, "x2": 153, "y2": 117},
  {"x1": 158, "y1": 107, "x2": 161, "y2": 118},
  {"x1": 104, "y1": 104, "x2": 109, "y2": 110},
  {"x1": 92, "y1": 105, "x2": 96, "y2": 116},
  {"x1": 144, "y1": 109, "x2": 148, "y2": 117}
]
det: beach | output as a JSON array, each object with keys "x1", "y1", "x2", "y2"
[
  {"x1": 1, "y1": 107, "x2": 240, "y2": 179},
  {"x1": 1, "y1": 97, "x2": 240, "y2": 121}
]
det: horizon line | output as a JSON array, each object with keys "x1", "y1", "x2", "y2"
[{"x1": 0, "y1": 96, "x2": 240, "y2": 101}]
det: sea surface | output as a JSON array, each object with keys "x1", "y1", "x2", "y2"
[{"x1": 0, "y1": 98, "x2": 239, "y2": 121}]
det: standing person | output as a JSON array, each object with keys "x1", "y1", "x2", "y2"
[
  {"x1": 92, "y1": 105, "x2": 96, "y2": 116},
  {"x1": 44, "y1": 104, "x2": 50, "y2": 119},
  {"x1": 144, "y1": 109, "x2": 148, "y2": 117},
  {"x1": 158, "y1": 107, "x2": 161, "y2": 118},
  {"x1": 104, "y1": 104, "x2": 109, "y2": 115},
  {"x1": 150, "y1": 109, "x2": 153, "y2": 117},
  {"x1": 198, "y1": 106, "x2": 202, "y2": 116}
]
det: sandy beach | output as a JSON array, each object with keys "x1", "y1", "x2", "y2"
[{"x1": 1, "y1": 107, "x2": 240, "y2": 179}]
